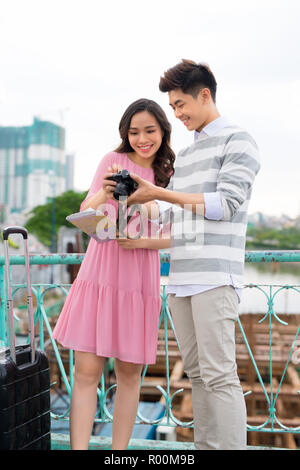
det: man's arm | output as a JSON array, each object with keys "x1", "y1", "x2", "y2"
[
  {"x1": 217, "y1": 132, "x2": 261, "y2": 220},
  {"x1": 128, "y1": 133, "x2": 260, "y2": 220},
  {"x1": 156, "y1": 186, "x2": 205, "y2": 215},
  {"x1": 127, "y1": 176, "x2": 206, "y2": 215}
]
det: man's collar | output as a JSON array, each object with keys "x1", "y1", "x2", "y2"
[{"x1": 194, "y1": 116, "x2": 232, "y2": 141}]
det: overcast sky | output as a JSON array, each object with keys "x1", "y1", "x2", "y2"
[{"x1": 1, "y1": 0, "x2": 300, "y2": 218}]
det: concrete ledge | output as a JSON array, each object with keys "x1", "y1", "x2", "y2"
[
  {"x1": 50, "y1": 433, "x2": 289, "y2": 451},
  {"x1": 51, "y1": 433, "x2": 195, "y2": 450}
]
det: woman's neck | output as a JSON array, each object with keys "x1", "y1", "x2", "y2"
[{"x1": 126, "y1": 152, "x2": 155, "y2": 169}]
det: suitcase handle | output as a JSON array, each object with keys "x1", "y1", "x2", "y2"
[
  {"x1": 3, "y1": 226, "x2": 28, "y2": 240},
  {"x1": 3, "y1": 226, "x2": 35, "y2": 365}
]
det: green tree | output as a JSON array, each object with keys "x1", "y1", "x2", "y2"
[
  {"x1": 246, "y1": 225, "x2": 300, "y2": 250},
  {"x1": 25, "y1": 189, "x2": 88, "y2": 249}
]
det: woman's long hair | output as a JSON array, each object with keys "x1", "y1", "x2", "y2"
[{"x1": 114, "y1": 98, "x2": 175, "y2": 188}]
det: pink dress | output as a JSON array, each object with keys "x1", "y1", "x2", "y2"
[{"x1": 52, "y1": 152, "x2": 161, "y2": 364}]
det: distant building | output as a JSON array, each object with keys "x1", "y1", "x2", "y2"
[
  {"x1": 0, "y1": 117, "x2": 73, "y2": 215},
  {"x1": 65, "y1": 153, "x2": 75, "y2": 191}
]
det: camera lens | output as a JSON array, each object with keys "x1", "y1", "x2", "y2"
[{"x1": 114, "y1": 183, "x2": 129, "y2": 199}]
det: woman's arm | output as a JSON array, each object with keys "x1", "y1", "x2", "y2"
[
  {"x1": 81, "y1": 163, "x2": 121, "y2": 211},
  {"x1": 81, "y1": 188, "x2": 110, "y2": 211},
  {"x1": 116, "y1": 237, "x2": 171, "y2": 250}
]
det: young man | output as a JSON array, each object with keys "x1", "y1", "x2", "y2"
[{"x1": 126, "y1": 59, "x2": 261, "y2": 449}]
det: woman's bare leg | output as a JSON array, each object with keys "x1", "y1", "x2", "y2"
[
  {"x1": 112, "y1": 359, "x2": 144, "y2": 450},
  {"x1": 70, "y1": 351, "x2": 105, "y2": 450}
]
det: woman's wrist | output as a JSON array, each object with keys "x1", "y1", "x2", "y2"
[
  {"x1": 81, "y1": 189, "x2": 109, "y2": 211},
  {"x1": 132, "y1": 237, "x2": 146, "y2": 248}
]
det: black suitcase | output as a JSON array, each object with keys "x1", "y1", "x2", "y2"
[{"x1": 0, "y1": 226, "x2": 51, "y2": 450}]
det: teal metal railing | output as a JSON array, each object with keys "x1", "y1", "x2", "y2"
[{"x1": 1, "y1": 251, "x2": 300, "y2": 437}]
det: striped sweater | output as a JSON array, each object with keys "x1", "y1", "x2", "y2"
[{"x1": 167, "y1": 124, "x2": 261, "y2": 288}]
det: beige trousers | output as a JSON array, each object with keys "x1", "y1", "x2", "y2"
[{"x1": 168, "y1": 286, "x2": 247, "y2": 450}]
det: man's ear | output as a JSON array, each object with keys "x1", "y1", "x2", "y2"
[{"x1": 198, "y1": 87, "x2": 211, "y2": 104}]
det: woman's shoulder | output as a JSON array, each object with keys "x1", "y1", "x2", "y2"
[{"x1": 99, "y1": 151, "x2": 125, "y2": 166}]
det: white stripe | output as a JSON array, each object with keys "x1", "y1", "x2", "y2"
[
  {"x1": 168, "y1": 271, "x2": 244, "y2": 285},
  {"x1": 218, "y1": 181, "x2": 245, "y2": 199},
  {"x1": 173, "y1": 168, "x2": 220, "y2": 189},
  {"x1": 220, "y1": 162, "x2": 256, "y2": 180},
  {"x1": 203, "y1": 220, "x2": 247, "y2": 236},
  {"x1": 170, "y1": 244, "x2": 244, "y2": 261},
  {"x1": 171, "y1": 212, "x2": 248, "y2": 236},
  {"x1": 176, "y1": 142, "x2": 225, "y2": 168}
]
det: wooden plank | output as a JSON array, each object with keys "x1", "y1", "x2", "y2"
[
  {"x1": 247, "y1": 415, "x2": 300, "y2": 427},
  {"x1": 287, "y1": 365, "x2": 300, "y2": 388}
]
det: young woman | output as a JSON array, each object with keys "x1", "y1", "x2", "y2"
[{"x1": 52, "y1": 98, "x2": 174, "y2": 450}]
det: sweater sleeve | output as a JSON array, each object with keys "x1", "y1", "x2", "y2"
[{"x1": 217, "y1": 132, "x2": 261, "y2": 220}]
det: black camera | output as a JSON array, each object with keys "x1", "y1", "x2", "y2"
[{"x1": 107, "y1": 169, "x2": 138, "y2": 200}]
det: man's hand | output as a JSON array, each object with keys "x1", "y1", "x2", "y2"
[{"x1": 127, "y1": 173, "x2": 160, "y2": 205}]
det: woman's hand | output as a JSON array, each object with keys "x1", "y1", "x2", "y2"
[
  {"x1": 116, "y1": 236, "x2": 146, "y2": 250},
  {"x1": 102, "y1": 164, "x2": 123, "y2": 201},
  {"x1": 116, "y1": 235, "x2": 171, "y2": 250}
]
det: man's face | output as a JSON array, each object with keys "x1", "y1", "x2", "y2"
[{"x1": 168, "y1": 88, "x2": 209, "y2": 133}]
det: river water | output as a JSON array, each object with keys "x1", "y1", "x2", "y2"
[
  {"x1": 162, "y1": 263, "x2": 300, "y2": 315},
  {"x1": 238, "y1": 263, "x2": 300, "y2": 315}
]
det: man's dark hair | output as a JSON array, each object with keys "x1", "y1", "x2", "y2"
[{"x1": 159, "y1": 59, "x2": 217, "y2": 103}]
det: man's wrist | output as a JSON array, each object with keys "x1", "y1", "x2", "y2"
[
  {"x1": 153, "y1": 188, "x2": 205, "y2": 215},
  {"x1": 154, "y1": 186, "x2": 172, "y2": 202}
]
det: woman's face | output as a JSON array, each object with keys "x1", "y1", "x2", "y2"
[{"x1": 128, "y1": 111, "x2": 163, "y2": 165}]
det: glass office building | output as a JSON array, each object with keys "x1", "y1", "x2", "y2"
[{"x1": 0, "y1": 117, "x2": 66, "y2": 214}]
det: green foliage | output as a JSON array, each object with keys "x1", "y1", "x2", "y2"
[
  {"x1": 246, "y1": 225, "x2": 300, "y2": 250},
  {"x1": 25, "y1": 189, "x2": 88, "y2": 248}
]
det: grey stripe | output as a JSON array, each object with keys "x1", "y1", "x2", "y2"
[
  {"x1": 171, "y1": 258, "x2": 244, "y2": 275},
  {"x1": 219, "y1": 185, "x2": 249, "y2": 207},
  {"x1": 231, "y1": 210, "x2": 248, "y2": 223},
  {"x1": 174, "y1": 182, "x2": 217, "y2": 193},
  {"x1": 204, "y1": 232, "x2": 246, "y2": 248},
  {"x1": 218, "y1": 172, "x2": 255, "y2": 189},
  {"x1": 174, "y1": 156, "x2": 224, "y2": 178},
  {"x1": 171, "y1": 232, "x2": 246, "y2": 249},
  {"x1": 171, "y1": 208, "x2": 248, "y2": 225},
  {"x1": 171, "y1": 238, "x2": 188, "y2": 247},
  {"x1": 218, "y1": 183, "x2": 249, "y2": 206},
  {"x1": 179, "y1": 135, "x2": 230, "y2": 156},
  {"x1": 222, "y1": 152, "x2": 260, "y2": 172},
  {"x1": 228, "y1": 131, "x2": 259, "y2": 149}
]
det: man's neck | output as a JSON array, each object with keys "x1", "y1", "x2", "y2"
[{"x1": 196, "y1": 108, "x2": 221, "y2": 133}]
